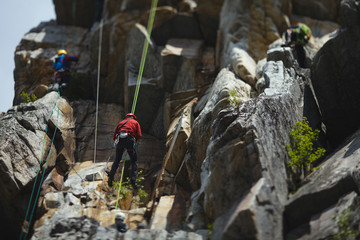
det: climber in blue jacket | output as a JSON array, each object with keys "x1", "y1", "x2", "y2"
[{"x1": 52, "y1": 49, "x2": 78, "y2": 91}]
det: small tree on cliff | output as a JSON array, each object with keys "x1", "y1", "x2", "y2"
[{"x1": 286, "y1": 117, "x2": 326, "y2": 189}]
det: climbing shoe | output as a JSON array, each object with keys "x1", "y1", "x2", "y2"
[
  {"x1": 52, "y1": 83, "x2": 59, "y2": 92},
  {"x1": 131, "y1": 179, "x2": 137, "y2": 190},
  {"x1": 108, "y1": 176, "x2": 114, "y2": 187}
]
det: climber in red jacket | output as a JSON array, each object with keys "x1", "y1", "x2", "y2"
[{"x1": 107, "y1": 113, "x2": 142, "y2": 189}]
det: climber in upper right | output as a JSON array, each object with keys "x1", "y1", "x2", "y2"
[{"x1": 281, "y1": 23, "x2": 312, "y2": 68}]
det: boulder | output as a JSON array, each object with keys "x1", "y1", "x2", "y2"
[
  {"x1": 284, "y1": 128, "x2": 360, "y2": 238},
  {"x1": 0, "y1": 92, "x2": 75, "y2": 239},
  {"x1": 151, "y1": 13, "x2": 203, "y2": 46},
  {"x1": 218, "y1": 0, "x2": 289, "y2": 67},
  {"x1": 161, "y1": 38, "x2": 204, "y2": 93},
  {"x1": 311, "y1": 0, "x2": 360, "y2": 149},
  {"x1": 125, "y1": 23, "x2": 162, "y2": 80},
  {"x1": 165, "y1": 99, "x2": 196, "y2": 173},
  {"x1": 178, "y1": 0, "x2": 197, "y2": 13},
  {"x1": 230, "y1": 47, "x2": 257, "y2": 87},
  {"x1": 196, "y1": 0, "x2": 224, "y2": 46},
  {"x1": 150, "y1": 195, "x2": 184, "y2": 230},
  {"x1": 32, "y1": 215, "x2": 204, "y2": 240},
  {"x1": 186, "y1": 68, "x2": 251, "y2": 191},
  {"x1": 71, "y1": 100, "x2": 123, "y2": 163},
  {"x1": 212, "y1": 178, "x2": 282, "y2": 240},
  {"x1": 88, "y1": 12, "x2": 140, "y2": 105},
  {"x1": 53, "y1": 0, "x2": 97, "y2": 28},
  {"x1": 139, "y1": 6, "x2": 178, "y2": 31},
  {"x1": 165, "y1": 99, "x2": 196, "y2": 190},
  {"x1": 292, "y1": 0, "x2": 341, "y2": 22},
  {"x1": 188, "y1": 52, "x2": 305, "y2": 238},
  {"x1": 286, "y1": 192, "x2": 360, "y2": 240},
  {"x1": 18, "y1": 21, "x2": 87, "y2": 51}
]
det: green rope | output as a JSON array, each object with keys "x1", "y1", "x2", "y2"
[
  {"x1": 20, "y1": 91, "x2": 61, "y2": 240},
  {"x1": 114, "y1": 156, "x2": 127, "y2": 213},
  {"x1": 114, "y1": 0, "x2": 158, "y2": 216},
  {"x1": 131, "y1": 0, "x2": 158, "y2": 114}
]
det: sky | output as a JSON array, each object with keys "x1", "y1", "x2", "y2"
[{"x1": 0, "y1": 1, "x2": 56, "y2": 112}]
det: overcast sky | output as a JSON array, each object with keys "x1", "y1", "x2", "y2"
[{"x1": 0, "y1": 1, "x2": 55, "y2": 112}]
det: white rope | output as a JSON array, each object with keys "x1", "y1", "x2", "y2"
[{"x1": 93, "y1": 19, "x2": 104, "y2": 180}]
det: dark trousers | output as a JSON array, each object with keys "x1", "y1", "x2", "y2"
[
  {"x1": 109, "y1": 136, "x2": 138, "y2": 182},
  {"x1": 54, "y1": 70, "x2": 71, "y2": 90},
  {"x1": 295, "y1": 45, "x2": 306, "y2": 68}
]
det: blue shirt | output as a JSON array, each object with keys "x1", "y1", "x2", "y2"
[{"x1": 53, "y1": 54, "x2": 78, "y2": 71}]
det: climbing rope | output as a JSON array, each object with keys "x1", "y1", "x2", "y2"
[
  {"x1": 93, "y1": 18, "x2": 104, "y2": 178},
  {"x1": 112, "y1": 0, "x2": 159, "y2": 216},
  {"x1": 131, "y1": 0, "x2": 159, "y2": 114},
  {"x1": 20, "y1": 91, "x2": 62, "y2": 240}
]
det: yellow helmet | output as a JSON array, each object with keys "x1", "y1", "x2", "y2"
[{"x1": 57, "y1": 49, "x2": 67, "y2": 55}]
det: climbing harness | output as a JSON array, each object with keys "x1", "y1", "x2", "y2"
[
  {"x1": 20, "y1": 91, "x2": 62, "y2": 240},
  {"x1": 114, "y1": 118, "x2": 132, "y2": 145}
]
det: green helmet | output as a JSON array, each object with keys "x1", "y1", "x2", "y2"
[
  {"x1": 300, "y1": 24, "x2": 311, "y2": 38},
  {"x1": 294, "y1": 24, "x2": 311, "y2": 45}
]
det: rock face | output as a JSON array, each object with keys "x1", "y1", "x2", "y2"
[
  {"x1": 187, "y1": 48, "x2": 305, "y2": 239},
  {"x1": 33, "y1": 215, "x2": 204, "y2": 240},
  {"x1": 70, "y1": 100, "x2": 123, "y2": 163},
  {"x1": 13, "y1": 21, "x2": 90, "y2": 105},
  {"x1": 292, "y1": 0, "x2": 342, "y2": 21},
  {"x1": 311, "y1": 0, "x2": 360, "y2": 150},
  {"x1": 53, "y1": 0, "x2": 98, "y2": 28},
  {"x1": 187, "y1": 68, "x2": 251, "y2": 191},
  {"x1": 285, "y1": 128, "x2": 360, "y2": 240},
  {"x1": 196, "y1": 0, "x2": 224, "y2": 46},
  {"x1": 218, "y1": 0, "x2": 290, "y2": 67},
  {"x1": 3, "y1": 0, "x2": 360, "y2": 239},
  {"x1": 0, "y1": 92, "x2": 75, "y2": 239}
]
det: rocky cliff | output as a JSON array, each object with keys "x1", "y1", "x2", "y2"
[{"x1": 1, "y1": 0, "x2": 360, "y2": 239}]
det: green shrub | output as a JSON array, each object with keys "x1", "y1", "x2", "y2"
[
  {"x1": 228, "y1": 89, "x2": 241, "y2": 107},
  {"x1": 113, "y1": 170, "x2": 148, "y2": 205},
  {"x1": 21, "y1": 91, "x2": 37, "y2": 103},
  {"x1": 286, "y1": 117, "x2": 325, "y2": 187},
  {"x1": 207, "y1": 223, "x2": 214, "y2": 238},
  {"x1": 228, "y1": 87, "x2": 250, "y2": 107},
  {"x1": 333, "y1": 208, "x2": 359, "y2": 240}
]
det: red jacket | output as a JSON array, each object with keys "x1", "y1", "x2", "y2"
[{"x1": 113, "y1": 117, "x2": 142, "y2": 141}]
